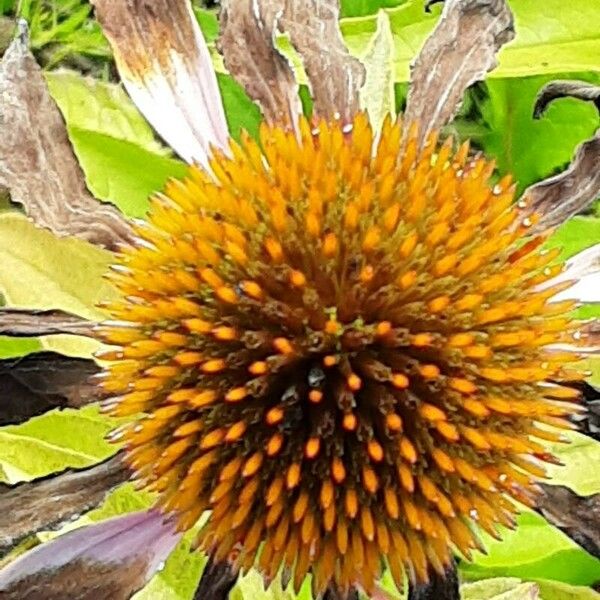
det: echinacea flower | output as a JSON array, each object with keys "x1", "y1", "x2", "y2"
[{"x1": 0, "y1": 1, "x2": 599, "y2": 599}]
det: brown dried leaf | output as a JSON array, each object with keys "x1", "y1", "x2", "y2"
[
  {"x1": 0, "y1": 309, "x2": 95, "y2": 338},
  {"x1": 518, "y1": 130, "x2": 600, "y2": 234},
  {"x1": 218, "y1": 0, "x2": 302, "y2": 130},
  {"x1": 0, "y1": 22, "x2": 133, "y2": 250},
  {"x1": 0, "y1": 351, "x2": 102, "y2": 426},
  {"x1": 280, "y1": 0, "x2": 365, "y2": 123},
  {"x1": 0, "y1": 453, "x2": 128, "y2": 557},
  {"x1": 403, "y1": 0, "x2": 514, "y2": 147},
  {"x1": 537, "y1": 484, "x2": 600, "y2": 559}
]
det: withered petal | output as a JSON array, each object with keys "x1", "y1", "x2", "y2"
[
  {"x1": 280, "y1": 0, "x2": 365, "y2": 123},
  {"x1": 0, "y1": 453, "x2": 128, "y2": 557},
  {"x1": 92, "y1": 0, "x2": 229, "y2": 166},
  {"x1": 0, "y1": 22, "x2": 133, "y2": 251},
  {"x1": 519, "y1": 80, "x2": 600, "y2": 233},
  {"x1": 0, "y1": 351, "x2": 102, "y2": 426},
  {"x1": 0, "y1": 309, "x2": 96, "y2": 338},
  {"x1": 543, "y1": 244, "x2": 600, "y2": 304},
  {"x1": 0, "y1": 507, "x2": 180, "y2": 600},
  {"x1": 518, "y1": 130, "x2": 600, "y2": 234},
  {"x1": 403, "y1": 0, "x2": 514, "y2": 147},
  {"x1": 218, "y1": 0, "x2": 302, "y2": 130},
  {"x1": 536, "y1": 484, "x2": 600, "y2": 559}
]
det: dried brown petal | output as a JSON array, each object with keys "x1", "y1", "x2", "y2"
[
  {"x1": 0, "y1": 309, "x2": 95, "y2": 338},
  {"x1": 92, "y1": 0, "x2": 228, "y2": 165},
  {"x1": 280, "y1": 0, "x2": 365, "y2": 123},
  {"x1": 218, "y1": 0, "x2": 302, "y2": 130},
  {"x1": 0, "y1": 351, "x2": 102, "y2": 426},
  {"x1": 537, "y1": 484, "x2": 600, "y2": 559},
  {"x1": 0, "y1": 22, "x2": 133, "y2": 251},
  {"x1": 518, "y1": 130, "x2": 600, "y2": 234},
  {"x1": 403, "y1": 0, "x2": 514, "y2": 147},
  {"x1": 519, "y1": 81, "x2": 600, "y2": 233},
  {"x1": 0, "y1": 453, "x2": 128, "y2": 557}
]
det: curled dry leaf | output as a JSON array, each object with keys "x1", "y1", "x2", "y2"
[
  {"x1": 534, "y1": 80, "x2": 600, "y2": 119},
  {"x1": 0, "y1": 351, "x2": 102, "y2": 426},
  {"x1": 218, "y1": 0, "x2": 302, "y2": 130},
  {"x1": 536, "y1": 484, "x2": 600, "y2": 560},
  {"x1": 92, "y1": 0, "x2": 229, "y2": 165},
  {"x1": 0, "y1": 508, "x2": 179, "y2": 600},
  {"x1": 0, "y1": 309, "x2": 96, "y2": 338},
  {"x1": 519, "y1": 81, "x2": 600, "y2": 233},
  {"x1": 0, "y1": 452, "x2": 128, "y2": 557},
  {"x1": 0, "y1": 22, "x2": 133, "y2": 251},
  {"x1": 403, "y1": 0, "x2": 514, "y2": 147},
  {"x1": 280, "y1": 0, "x2": 365, "y2": 123}
]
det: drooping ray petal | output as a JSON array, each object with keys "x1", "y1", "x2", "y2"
[
  {"x1": 218, "y1": 0, "x2": 302, "y2": 130},
  {"x1": 518, "y1": 81, "x2": 600, "y2": 233},
  {"x1": 537, "y1": 244, "x2": 600, "y2": 302},
  {"x1": 0, "y1": 308, "x2": 95, "y2": 338},
  {"x1": 0, "y1": 508, "x2": 180, "y2": 599},
  {"x1": 403, "y1": 0, "x2": 514, "y2": 147},
  {"x1": 539, "y1": 244, "x2": 600, "y2": 304},
  {"x1": 0, "y1": 453, "x2": 128, "y2": 556},
  {"x1": 281, "y1": 0, "x2": 365, "y2": 123},
  {"x1": 0, "y1": 351, "x2": 102, "y2": 426},
  {"x1": 92, "y1": 0, "x2": 228, "y2": 166},
  {"x1": 0, "y1": 22, "x2": 133, "y2": 251}
]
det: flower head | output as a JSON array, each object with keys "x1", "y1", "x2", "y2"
[{"x1": 100, "y1": 110, "x2": 585, "y2": 594}]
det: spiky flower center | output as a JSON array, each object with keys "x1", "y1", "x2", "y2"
[{"x1": 100, "y1": 114, "x2": 582, "y2": 596}]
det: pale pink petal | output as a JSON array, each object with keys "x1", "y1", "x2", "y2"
[
  {"x1": 92, "y1": 0, "x2": 228, "y2": 166},
  {"x1": 0, "y1": 510, "x2": 180, "y2": 598}
]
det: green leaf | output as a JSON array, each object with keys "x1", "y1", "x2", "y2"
[
  {"x1": 458, "y1": 74, "x2": 600, "y2": 194},
  {"x1": 545, "y1": 431, "x2": 600, "y2": 497},
  {"x1": 360, "y1": 10, "x2": 396, "y2": 130},
  {"x1": 45, "y1": 71, "x2": 168, "y2": 156},
  {"x1": 0, "y1": 213, "x2": 115, "y2": 320},
  {"x1": 0, "y1": 337, "x2": 41, "y2": 359},
  {"x1": 461, "y1": 578, "x2": 539, "y2": 600},
  {"x1": 0, "y1": 405, "x2": 116, "y2": 484},
  {"x1": 536, "y1": 579, "x2": 600, "y2": 600},
  {"x1": 461, "y1": 511, "x2": 600, "y2": 586},
  {"x1": 65, "y1": 128, "x2": 187, "y2": 218},
  {"x1": 218, "y1": 73, "x2": 262, "y2": 143},
  {"x1": 341, "y1": 0, "x2": 405, "y2": 18}
]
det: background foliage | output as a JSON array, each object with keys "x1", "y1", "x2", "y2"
[{"x1": 0, "y1": 0, "x2": 599, "y2": 599}]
